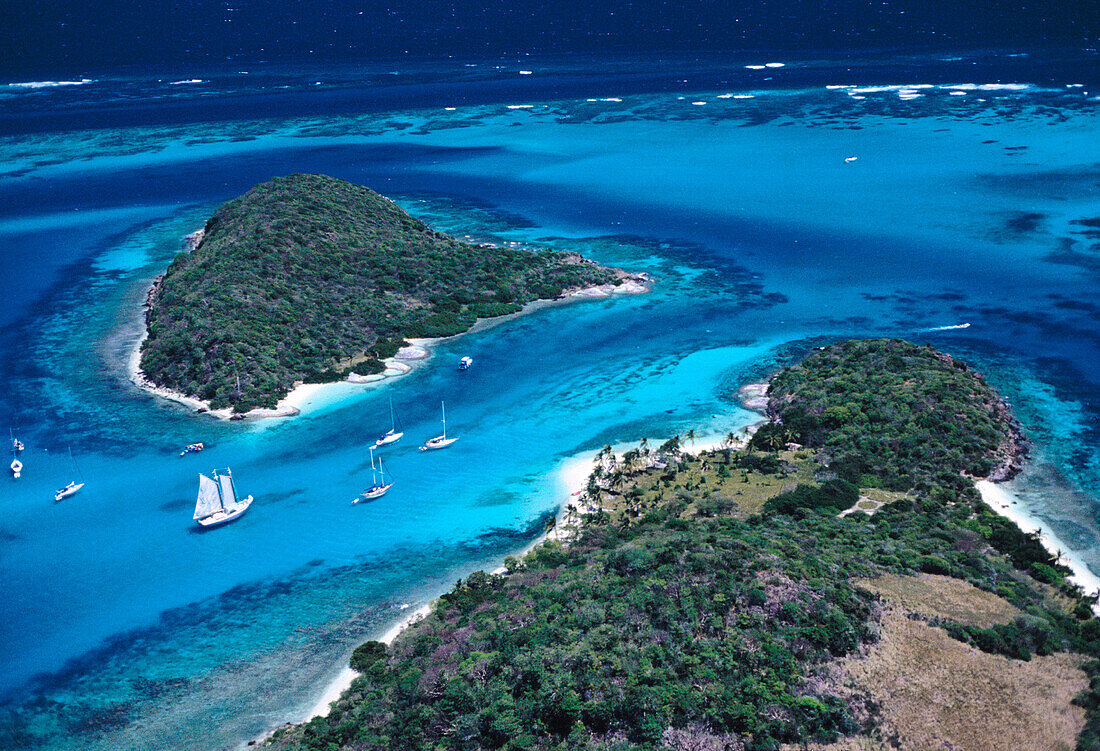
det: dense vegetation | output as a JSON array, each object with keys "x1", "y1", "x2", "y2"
[
  {"x1": 140, "y1": 174, "x2": 618, "y2": 411},
  {"x1": 267, "y1": 340, "x2": 1100, "y2": 751},
  {"x1": 752, "y1": 338, "x2": 1022, "y2": 490}
]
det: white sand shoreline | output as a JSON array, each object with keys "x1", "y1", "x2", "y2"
[
  {"x1": 131, "y1": 271, "x2": 650, "y2": 422},
  {"x1": 255, "y1": 401, "x2": 1097, "y2": 749},
  {"x1": 976, "y1": 480, "x2": 1100, "y2": 612},
  {"x1": 301, "y1": 601, "x2": 435, "y2": 722},
  {"x1": 260, "y1": 449, "x2": 605, "y2": 749}
]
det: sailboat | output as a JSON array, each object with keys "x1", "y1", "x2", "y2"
[
  {"x1": 193, "y1": 467, "x2": 253, "y2": 527},
  {"x1": 53, "y1": 448, "x2": 84, "y2": 502},
  {"x1": 419, "y1": 401, "x2": 459, "y2": 451},
  {"x1": 10, "y1": 428, "x2": 23, "y2": 453},
  {"x1": 353, "y1": 447, "x2": 394, "y2": 503},
  {"x1": 10, "y1": 455, "x2": 21, "y2": 479},
  {"x1": 370, "y1": 398, "x2": 404, "y2": 449}
]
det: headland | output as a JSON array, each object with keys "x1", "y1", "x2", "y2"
[
  {"x1": 264, "y1": 338, "x2": 1100, "y2": 751},
  {"x1": 132, "y1": 174, "x2": 649, "y2": 419}
]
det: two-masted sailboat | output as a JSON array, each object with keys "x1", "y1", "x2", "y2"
[
  {"x1": 353, "y1": 447, "x2": 394, "y2": 504},
  {"x1": 419, "y1": 401, "x2": 459, "y2": 451},
  {"x1": 194, "y1": 467, "x2": 253, "y2": 527}
]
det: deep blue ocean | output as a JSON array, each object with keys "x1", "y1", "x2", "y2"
[{"x1": 1, "y1": 51, "x2": 1098, "y2": 749}]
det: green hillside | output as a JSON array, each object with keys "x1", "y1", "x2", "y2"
[
  {"x1": 139, "y1": 174, "x2": 617, "y2": 411},
  {"x1": 752, "y1": 338, "x2": 1024, "y2": 491},
  {"x1": 266, "y1": 340, "x2": 1100, "y2": 751}
]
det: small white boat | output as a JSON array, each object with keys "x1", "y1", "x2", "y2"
[
  {"x1": 353, "y1": 447, "x2": 393, "y2": 503},
  {"x1": 179, "y1": 442, "x2": 205, "y2": 456},
  {"x1": 370, "y1": 399, "x2": 404, "y2": 449},
  {"x1": 10, "y1": 457, "x2": 22, "y2": 479},
  {"x1": 54, "y1": 481, "x2": 84, "y2": 502},
  {"x1": 194, "y1": 467, "x2": 253, "y2": 527},
  {"x1": 420, "y1": 401, "x2": 459, "y2": 451},
  {"x1": 458, "y1": 356, "x2": 473, "y2": 371},
  {"x1": 53, "y1": 446, "x2": 84, "y2": 497}
]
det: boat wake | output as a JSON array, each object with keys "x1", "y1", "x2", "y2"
[{"x1": 921, "y1": 322, "x2": 971, "y2": 331}]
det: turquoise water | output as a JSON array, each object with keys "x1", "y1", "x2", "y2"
[{"x1": 1, "y1": 53, "x2": 1098, "y2": 749}]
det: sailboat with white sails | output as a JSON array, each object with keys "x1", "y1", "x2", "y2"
[
  {"x1": 194, "y1": 467, "x2": 253, "y2": 527},
  {"x1": 353, "y1": 447, "x2": 393, "y2": 503},
  {"x1": 370, "y1": 398, "x2": 404, "y2": 450},
  {"x1": 419, "y1": 401, "x2": 459, "y2": 451}
]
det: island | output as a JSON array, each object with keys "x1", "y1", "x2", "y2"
[
  {"x1": 137, "y1": 174, "x2": 645, "y2": 414},
  {"x1": 264, "y1": 339, "x2": 1100, "y2": 751}
]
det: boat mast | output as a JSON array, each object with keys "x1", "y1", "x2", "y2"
[
  {"x1": 213, "y1": 469, "x2": 226, "y2": 510},
  {"x1": 225, "y1": 468, "x2": 237, "y2": 505},
  {"x1": 389, "y1": 398, "x2": 396, "y2": 432},
  {"x1": 68, "y1": 446, "x2": 83, "y2": 481},
  {"x1": 441, "y1": 401, "x2": 447, "y2": 440}
]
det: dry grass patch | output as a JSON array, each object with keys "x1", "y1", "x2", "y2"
[
  {"x1": 860, "y1": 488, "x2": 909, "y2": 504},
  {"x1": 833, "y1": 606, "x2": 1086, "y2": 751},
  {"x1": 856, "y1": 573, "x2": 1022, "y2": 628},
  {"x1": 783, "y1": 737, "x2": 892, "y2": 751}
]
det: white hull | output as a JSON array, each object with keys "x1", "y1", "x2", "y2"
[
  {"x1": 10, "y1": 459, "x2": 22, "y2": 478},
  {"x1": 370, "y1": 430, "x2": 403, "y2": 450},
  {"x1": 196, "y1": 495, "x2": 253, "y2": 527},
  {"x1": 420, "y1": 436, "x2": 459, "y2": 451},
  {"x1": 54, "y1": 482, "x2": 84, "y2": 502},
  {"x1": 353, "y1": 482, "x2": 394, "y2": 503}
]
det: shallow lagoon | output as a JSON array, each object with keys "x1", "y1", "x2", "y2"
[{"x1": 0, "y1": 52, "x2": 1097, "y2": 749}]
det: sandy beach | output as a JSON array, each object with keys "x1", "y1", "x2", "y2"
[
  {"x1": 976, "y1": 480, "x2": 1100, "y2": 611},
  {"x1": 130, "y1": 266, "x2": 650, "y2": 422},
  {"x1": 302, "y1": 601, "x2": 434, "y2": 721},
  {"x1": 271, "y1": 427, "x2": 1083, "y2": 748},
  {"x1": 296, "y1": 448, "x2": 605, "y2": 731},
  {"x1": 127, "y1": 324, "x2": 437, "y2": 421}
]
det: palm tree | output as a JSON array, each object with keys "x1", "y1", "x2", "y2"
[
  {"x1": 585, "y1": 475, "x2": 602, "y2": 503},
  {"x1": 684, "y1": 428, "x2": 697, "y2": 447},
  {"x1": 622, "y1": 449, "x2": 641, "y2": 472},
  {"x1": 760, "y1": 429, "x2": 785, "y2": 452},
  {"x1": 639, "y1": 437, "x2": 649, "y2": 454},
  {"x1": 724, "y1": 431, "x2": 737, "y2": 448}
]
